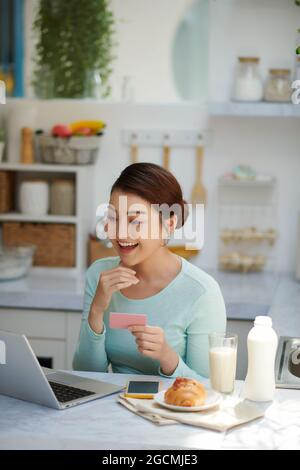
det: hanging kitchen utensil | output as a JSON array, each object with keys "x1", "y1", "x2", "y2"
[
  {"x1": 191, "y1": 137, "x2": 207, "y2": 206},
  {"x1": 163, "y1": 134, "x2": 170, "y2": 170},
  {"x1": 130, "y1": 133, "x2": 138, "y2": 164}
]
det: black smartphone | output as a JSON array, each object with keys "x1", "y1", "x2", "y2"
[{"x1": 124, "y1": 380, "x2": 163, "y2": 399}]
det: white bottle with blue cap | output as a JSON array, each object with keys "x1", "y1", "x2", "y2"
[{"x1": 244, "y1": 316, "x2": 278, "y2": 402}]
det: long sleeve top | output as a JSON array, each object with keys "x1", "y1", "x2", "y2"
[{"x1": 73, "y1": 256, "x2": 226, "y2": 380}]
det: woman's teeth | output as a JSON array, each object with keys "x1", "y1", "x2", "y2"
[
  {"x1": 118, "y1": 241, "x2": 139, "y2": 251},
  {"x1": 119, "y1": 242, "x2": 137, "y2": 246}
]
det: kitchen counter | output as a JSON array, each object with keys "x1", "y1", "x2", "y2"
[
  {"x1": 0, "y1": 268, "x2": 298, "y2": 325},
  {"x1": 1, "y1": 371, "x2": 300, "y2": 450},
  {"x1": 0, "y1": 268, "x2": 86, "y2": 311}
]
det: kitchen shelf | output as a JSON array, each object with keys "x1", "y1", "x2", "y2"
[
  {"x1": 217, "y1": 178, "x2": 278, "y2": 273},
  {"x1": 0, "y1": 162, "x2": 90, "y2": 173},
  {"x1": 218, "y1": 177, "x2": 276, "y2": 189},
  {"x1": 0, "y1": 212, "x2": 78, "y2": 224},
  {"x1": 0, "y1": 162, "x2": 95, "y2": 274},
  {"x1": 209, "y1": 102, "x2": 300, "y2": 118}
]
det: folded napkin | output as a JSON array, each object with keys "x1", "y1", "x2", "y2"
[{"x1": 117, "y1": 393, "x2": 264, "y2": 432}]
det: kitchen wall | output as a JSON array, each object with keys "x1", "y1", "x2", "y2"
[
  {"x1": 25, "y1": 0, "x2": 299, "y2": 102},
  {"x1": 2, "y1": 0, "x2": 300, "y2": 272},
  {"x1": 24, "y1": 0, "x2": 194, "y2": 101},
  {"x1": 209, "y1": 0, "x2": 299, "y2": 101}
]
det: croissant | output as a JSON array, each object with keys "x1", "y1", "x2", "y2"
[{"x1": 164, "y1": 377, "x2": 207, "y2": 407}]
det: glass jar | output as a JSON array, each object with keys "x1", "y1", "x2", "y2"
[
  {"x1": 296, "y1": 28, "x2": 300, "y2": 57},
  {"x1": 0, "y1": 79, "x2": 5, "y2": 104},
  {"x1": 264, "y1": 69, "x2": 291, "y2": 102},
  {"x1": 84, "y1": 69, "x2": 102, "y2": 99},
  {"x1": 233, "y1": 57, "x2": 263, "y2": 102},
  {"x1": 34, "y1": 64, "x2": 55, "y2": 99},
  {"x1": 295, "y1": 57, "x2": 300, "y2": 81},
  {"x1": 121, "y1": 75, "x2": 134, "y2": 102},
  {"x1": 50, "y1": 179, "x2": 75, "y2": 216}
]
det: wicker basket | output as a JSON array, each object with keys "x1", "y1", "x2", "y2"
[
  {"x1": 168, "y1": 245, "x2": 200, "y2": 260},
  {"x1": 3, "y1": 222, "x2": 76, "y2": 267},
  {"x1": 0, "y1": 171, "x2": 14, "y2": 213},
  {"x1": 88, "y1": 234, "x2": 116, "y2": 265},
  {"x1": 36, "y1": 134, "x2": 101, "y2": 165}
]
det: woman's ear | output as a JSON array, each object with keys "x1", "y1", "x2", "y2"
[{"x1": 164, "y1": 215, "x2": 178, "y2": 235}]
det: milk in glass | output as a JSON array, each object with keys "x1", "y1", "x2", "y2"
[{"x1": 209, "y1": 347, "x2": 237, "y2": 393}]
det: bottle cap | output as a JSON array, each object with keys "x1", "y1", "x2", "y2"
[{"x1": 254, "y1": 316, "x2": 272, "y2": 327}]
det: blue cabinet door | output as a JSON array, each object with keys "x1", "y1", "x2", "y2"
[{"x1": 0, "y1": 0, "x2": 24, "y2": 97}]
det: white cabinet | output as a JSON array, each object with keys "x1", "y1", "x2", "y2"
[
  {"x1": 29, "y1": 338, "x2": 66, "y2": 370},
  {"x1": 66, "y1": 313, "x2": 82, "y2": 369},
  {"x1": 0, "y1": 308, "x2": 251, "y2": 377},
  {"x1": 0, "y1": 308, "x2": 81, "y2": 370}
]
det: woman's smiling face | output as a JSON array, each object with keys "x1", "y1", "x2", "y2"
[{"x1": 106, "y1": 190, "x2": 171, "y2": 266}]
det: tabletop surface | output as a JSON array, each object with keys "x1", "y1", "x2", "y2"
[{"x1": 1, "y1": 371, "x2": 300, "y2": 450}]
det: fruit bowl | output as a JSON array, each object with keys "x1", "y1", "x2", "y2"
[{"x1": 36, "y1": 133, "x2": 102, "y2": 165}]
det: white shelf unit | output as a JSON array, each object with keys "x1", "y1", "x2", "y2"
[
  {"x1": 0, "y1": 212, "x2": 78, "y2": 223},
  {"x1": 218, "y1": 178, "x2": 276, "y2": 189},
  {"x1": 217, "y1": 177, "x2": 278, "y2": 273},
  {"x1": 209, "y1": 102, "x2": 300, "y2": 118},
  {"x1": 0, "y1": 163, "x2": 94, "y2": 274}
]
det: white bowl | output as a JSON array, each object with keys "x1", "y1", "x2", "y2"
[{"x1": 0, "y1": 246, "x2": 36, "y2": 281}]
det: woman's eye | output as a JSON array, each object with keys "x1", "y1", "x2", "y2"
[
  {"x1": 130, "y1": 220, "x2": 143, "y2": 225},
  {"x1": 107, "y1": 215, "x2": 116, "y2": 222}
]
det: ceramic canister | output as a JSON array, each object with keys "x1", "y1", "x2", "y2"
[
  {"x1": 50, "y1": 179, "x2": 75, "y2": 215},
  {"x1": 19, "y1": 180, "x2": 49, "y2": 216}
]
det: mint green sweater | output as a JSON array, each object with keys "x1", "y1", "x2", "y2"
[{"x1": 73, "y1": 256, "x2": 226, "y2": 380}]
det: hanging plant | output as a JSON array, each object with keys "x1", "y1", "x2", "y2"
[{"x1": 32, "y1": 0, "x2": 115, "y2": 98}]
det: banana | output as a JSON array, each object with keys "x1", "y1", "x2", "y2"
[{"x1": 70, "y1": 120, "x2": 106, "y2": 132}]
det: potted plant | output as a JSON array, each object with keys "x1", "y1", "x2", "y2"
[{"x1": 32, "y1": 0, "x2": 115, "y2": 98}]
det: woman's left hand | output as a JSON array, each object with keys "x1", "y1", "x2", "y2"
[{"x1": 128, "y1": 325, "x2": 179, "y2": 375}]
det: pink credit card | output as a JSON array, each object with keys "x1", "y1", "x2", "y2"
[{"x1": 109, "y1": 312, "x2": 147, "y2": 329}]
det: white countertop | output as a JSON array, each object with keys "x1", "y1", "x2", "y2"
[
  {"x1": 0, "y1": 268, "x2": 86, "y2": 311},
  {"x1": 0, "y1": 268, "x2": 296, "y2": 321},
  {"x1": 1, "y1": 371, "x2": 300, "y2": 450}
]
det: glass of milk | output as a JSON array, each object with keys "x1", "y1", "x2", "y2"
[{"x1": 209, "y1": 333, "x2": 238, "y2": 394}]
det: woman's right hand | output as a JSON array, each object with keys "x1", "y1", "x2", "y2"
[{"x1": 88, "y1": 266, "x2": 139, "y2": 333}]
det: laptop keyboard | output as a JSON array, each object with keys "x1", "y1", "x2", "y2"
[{"x1": 49, "y1": 381, "x2": 96, "y2": 403}]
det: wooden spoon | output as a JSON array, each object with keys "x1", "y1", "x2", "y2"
[
  {"x1": 163, "y1": 134, "x2": 170, "y2": 170},
  {"x1": 130, "y1": 133, "x2": 138, "y2": 164},
  {"x1": 191, "y1": 144, "x2": 207, "y2": 206}
]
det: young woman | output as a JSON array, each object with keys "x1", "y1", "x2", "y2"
[{"x1": 73, "y1": 162, "x2": 226, "y2": 380}]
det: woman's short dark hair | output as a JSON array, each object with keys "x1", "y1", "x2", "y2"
[{"x1": 110, "y1": 162, "x2": 189, "y2": 228}]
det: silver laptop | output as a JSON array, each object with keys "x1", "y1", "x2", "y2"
[{"x1": 0, "y1": 330, "x2": 124, "y2": 410}]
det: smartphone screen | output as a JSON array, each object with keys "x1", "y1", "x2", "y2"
[{"x1": 127, "y1": 381, "x2": 160, "y2": 394}]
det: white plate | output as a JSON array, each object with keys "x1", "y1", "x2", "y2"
[{"x1": 154, "y1": 389, "x2": 222, "y2": 412}]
